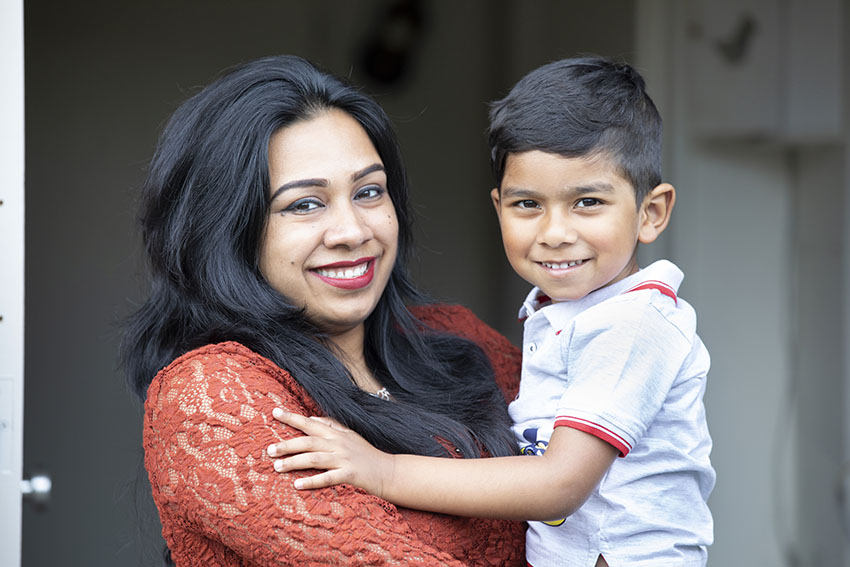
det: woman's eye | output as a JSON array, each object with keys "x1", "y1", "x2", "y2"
[
  {"x1": 576, "y1": 197, "x2": 601, "y2": 208},
  {"x1": 355, "y1": 185, "x2": 385, "y2": 200},
  {"x1": 283, "y1": 198, "x2": 323, "y2": 214}
]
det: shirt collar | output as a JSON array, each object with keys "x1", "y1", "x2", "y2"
[
  {"x1": 517, "y1": 287, "x2": 551, "y2": 320},
  {"x1": 516, "y1": 260, "x2": 684, "y2": 328}
]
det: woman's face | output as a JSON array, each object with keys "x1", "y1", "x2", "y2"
[{"x1": 259, "y1": 108, "x2": 399, "y2": 336}]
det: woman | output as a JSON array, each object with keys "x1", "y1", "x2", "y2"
[{"x1": 122, "y1": 55, "x2": 526, "y2": 566}]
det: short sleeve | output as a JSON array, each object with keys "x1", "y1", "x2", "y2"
[{"x1": 553, "y1": 296, "x2": 691, "y2": 456}]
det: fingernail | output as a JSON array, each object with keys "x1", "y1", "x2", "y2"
[
  {"x1": 273, "y1": 408, "x2": 286, "y2": 419},
  {"x1": 274, "y1": 460, "x2": 284, "y2": 472},
  {"x1": 267, "y1": 444, "x2": 277, "y2": 456},
  {"x1": 294, "y1": 478, "x2": 304, "y2": 489}
]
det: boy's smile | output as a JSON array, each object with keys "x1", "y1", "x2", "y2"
[{"x1": 492, "y1": 151, "x2": 670, "y2": 302}]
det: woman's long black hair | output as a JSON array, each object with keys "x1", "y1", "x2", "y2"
[{"x1": 121, "y1": 55, "x2": 515, "y2": 461}]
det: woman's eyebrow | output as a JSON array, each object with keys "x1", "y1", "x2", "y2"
[
  {"x1": 270, "y1": 178, "x2": 328, "y2": 202},
  {"x1": 351, "y1": 163, "x2": 385, "y2": 182},
  {"x1": 270, "y1": 164, "x2": 385, "y2": 202}
]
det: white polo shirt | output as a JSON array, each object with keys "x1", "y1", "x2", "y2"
[{"x1": 509, "y1": 260, "x2": 715, "y2": 567}]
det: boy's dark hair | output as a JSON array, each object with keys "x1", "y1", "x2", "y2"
[{"x1": 488, "y1": 56, "x2": 662, "y2": 203}]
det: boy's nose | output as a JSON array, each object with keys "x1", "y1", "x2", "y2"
[
  {"x1": 323, "y1": 203, "x2": 373, "y2": 249},
  {"x1": 537, "y1": 211, "x2": 578, "y2": 247}
]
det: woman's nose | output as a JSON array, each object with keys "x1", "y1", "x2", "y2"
[{"x1": 323, "y1": 203, "x2": 373, "y2": 248}]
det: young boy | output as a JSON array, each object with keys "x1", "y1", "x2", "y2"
[{"x1": 269, "y1": 56, "x2": 715, "y2": 567}]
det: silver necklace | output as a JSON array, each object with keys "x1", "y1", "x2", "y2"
[{"x1": 370, "y1": 387, "x2": 391, "y2": 401}]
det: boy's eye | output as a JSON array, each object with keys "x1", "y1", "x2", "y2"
[
  {"x1": 514, "y1": 199, "x2": 540, "y2": 209},
  {"x1": 575, "y1": 197, "x2": 601, "y2": 208},
  {"x1": 283, "y1": 198, "x2": 323, "y2": 214},
  {"x1": 355, "y1": 185, "x2": 385, "y2": 200}
]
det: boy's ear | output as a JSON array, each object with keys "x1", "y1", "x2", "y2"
[
  {"x1": 490, "y1": 188, "x2": 501, "y2": 220},
  {"x1": 638, "y1": 183, "x2": 675, "y2": 244}
]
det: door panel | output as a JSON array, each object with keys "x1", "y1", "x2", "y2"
[{"x1": 0, "y1": 0, "x2": 25, "y2": 564}]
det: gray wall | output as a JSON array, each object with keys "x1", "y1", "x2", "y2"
[
  {"x1": 22, "y1": 1, "x2": 635, "y2": 565},
  {"x1": 794, "y1": 145, "x2": 846, "y2": 565},
  {"x1": 637, "y1": 1, "x2": 848, "y2": 564}
]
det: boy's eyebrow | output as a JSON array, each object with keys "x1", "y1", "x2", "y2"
[
  {"x1": 500, "y1": 187, "x2": 542, "y2": 199},
  {"x1": 269, "y1": 163, "x2": 385, "y2": 202},
  {"x1": 502, "y1": 182, "x2": 617, "y2": 198},
  {"x1": 573, "y1": 182, "x2": 617, "y2": 194}
]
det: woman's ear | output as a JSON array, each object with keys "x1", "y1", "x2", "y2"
[{"x1": 638, "y1": 183, "x2": 676, "y2": 244}]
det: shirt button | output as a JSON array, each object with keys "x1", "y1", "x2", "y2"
[{"x1": 528, "y1": 343, "x2": 537, "y2": 353}]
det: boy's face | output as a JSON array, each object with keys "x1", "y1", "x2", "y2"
[{"x1": 492, "y1": 151, "x2": 660, "y2": 302}]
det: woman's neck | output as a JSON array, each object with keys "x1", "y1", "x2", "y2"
[{"x1": 327, "y1": 324, "x2": 384, "y2": 394}]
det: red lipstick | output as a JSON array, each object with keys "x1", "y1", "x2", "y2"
[{"x1": 311, "y1": 257, "x2": 376, "y2": 290}]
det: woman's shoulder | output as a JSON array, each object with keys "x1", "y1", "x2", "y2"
[
  {"x1": 411, "y1": 304, "x2": 521, "y2": 400},
  {"x1": 156, "y1": 340, "x2": 285, "y2": 380},
  {"x1": 410, "y1": 303, "x2": 513, "y2": 349},
  {"x1": 145, "y1": 341, "x2": 317, "y2": 420}
]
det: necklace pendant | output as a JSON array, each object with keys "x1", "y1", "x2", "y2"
[{"x1": 371, "y1": 387, "x2": 391, "y2": 401}]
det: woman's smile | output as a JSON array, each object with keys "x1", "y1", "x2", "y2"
[{"x1": 312, "y1": 257, "x2": 376, "y2": 289}]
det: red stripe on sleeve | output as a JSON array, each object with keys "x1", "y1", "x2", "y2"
[{"x1": 554, "y1": 416, "x2": 632, "y2": 457}]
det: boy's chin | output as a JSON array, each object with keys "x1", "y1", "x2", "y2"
[{"x1": 540, "y1": 284, "x2": 601, "y2": 302}]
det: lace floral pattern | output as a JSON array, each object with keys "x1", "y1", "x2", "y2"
[{"x1": 144, "y1": 304, "x2": 525, "y2": 566}]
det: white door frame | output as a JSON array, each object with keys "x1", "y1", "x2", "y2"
[{"x1": 0, "y1": 0, "x2": 25, "y2": 564}]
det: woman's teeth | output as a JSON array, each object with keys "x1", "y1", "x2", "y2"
[
  {"x1": 316, "y1": 262, "x2": 369, "y2": 279},
  {"x1": 542, "y1": 259, "x2": 585, "y2": 269}
]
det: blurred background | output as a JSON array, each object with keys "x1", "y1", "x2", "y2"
[{"x1": 2, "y1": 0, "x2": 847, "y2": 565}]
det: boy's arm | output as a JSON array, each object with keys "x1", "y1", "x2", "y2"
[{"x1": 269, "y1": 409, "x2": 617, "y2": 522}]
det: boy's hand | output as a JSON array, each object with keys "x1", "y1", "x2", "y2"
[{"x1": 268, "y1": 408, "x2": 394, "y2": 498}]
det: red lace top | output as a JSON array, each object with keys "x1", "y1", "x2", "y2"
[{"x1": 144, "y1": 304, "x2": 526, "y2": 566}]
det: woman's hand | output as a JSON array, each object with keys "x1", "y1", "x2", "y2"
[{"x1": 268, "y1": 408, "x2": 395, "y2": 497}]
